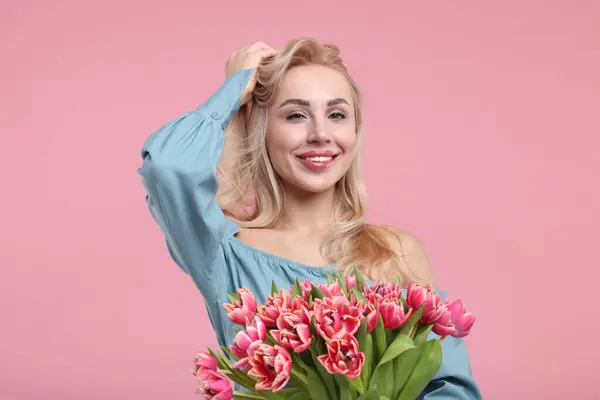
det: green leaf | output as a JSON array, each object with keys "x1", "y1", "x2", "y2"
[
  {"x1": 352, "y1": 287, "x2": 366, "y2": 304},
  {"x1": 220, "y1": 369, "x2": 237, "y2": 380},
  {"x1": 207, "y1": 348, "x2": 230, "y2": 370},
  {"x1": 374, "y1": 315, "x2": 387, "y2": 362},
  {"x1": 353, "y1": 265, "x2": 365, "y2": 292},
  {"x1": 291, "y1": 278, "x2": 302, "y2": 300},
  {"x1": 336, "y1": 272, "x2": 349, "y2": 296},
  {"x1": 233, "y1": 325, "x2": 244, "y2": 334},
  {"x1": 360, "y1": 333, "x2": 374, "y2": 388},
  {"x1": 398, "y1": 304, "x2": 425, "y2": 337},
  {"x1": 297, "y1": 350, "x2": 315, "y2": 370},
  {"x1": 265, "y1": 331, "x2": 278, "y2": 346},
  {"x1": 307, "y1": 367, "x2": 331, "y2": 400},
  {"x1": 369, "y1": 330, "x2": 414, "y2": 399},
  {"x1": 396, "y1": 340, "x2": 443, "y2": 400},
  {"x1": 227, "y1": 291, "x2": 240, "y2": 303},
  {"x1": 356, "y1": 318, "x2": 368, "y2": 350},
  {"x1": 289, "y1": 369, "x2": 310, "y2": 393},
  {"x1": 399, "y1": 297, "x2": 408, "y2": 311},
  {"x1": 391, "y1": 347, "x2": 421, "y2": 400},
  {"x1": 357, "y1": 387, "x2": 381, "y2": 400},
  {"x1": 271, "y1": 281, "x2": 278, "y2": 295},
  {"x1": 334, "y1": 374, "x2": 352, "y2": 400},
  {"x1": 412, "y1": 324, "x2": 434, "y2": 347},
  {"x1": 220, "y1": 345, "x2": 240, "y2": 361},
  {"x1": 356, "y1": 318, "x2": 371, "y2": 387},
  {"x1": 288, "y1": 392, "x2": 311, "y2": 400},
  {"x1": 292, "y1": 352, "x2": 309, "y2": 372},
  {"x1": 326, "y1": 271, "x2": 335, "y2": 284},
  {"x1": 310, "y1": 342, "x2": 336, "y2": 399},
  {"x1": 310, "y1": 315, "x2": 318, "y2": 338},
  {"x1": 385, "y1": 330, "x2": 394, "y2": 347},
  {"x1": 232, "y1": 391, "x2": 264, "y2": 399},
  {"x1": 348, "y1": 376, "x2": 366, "y2": 395},
  {"x1": 368, "y1": 361, "x2": 393, "y2": 398},
  {"x1": 277, "y1": 388, "x2": 303, "y2": 397},
  {"x1": 208, "y1": 349, "x2": 258, "y2": 390},
  {"x1": 311, "y1": 284, "x2": 326, "y2": 300},
  {"x1": 377, "y1": 334, "x2": 415, "y2": 366},
  {"x1": 248, "y1": 391, "x2": 287, "y2": 400}
]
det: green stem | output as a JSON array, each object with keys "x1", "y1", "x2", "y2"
[
  {"x1": 309, "y1": 343, "x2": 337, "y2": 400},
  {"x1": 334, "y1": 374, "x2": 352, "y2": 400},
  {"x1": 292, "y1": 352, "x2": 309, "y2": 372},
  {"x1": 408, "y1": 322, "x2": 419, "y2": 338},
  {"x1": 289, "y1": 368, "x2": 310, "y2": 392}
]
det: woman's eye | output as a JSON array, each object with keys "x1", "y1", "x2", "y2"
[
  {"x1": 286, "y1": 111, "x2": 347, "y2": 120},
  {"x1": 330, "y1": 111, "x2": 347, "y2": 119},
  {"x1": 286, "y1": 112, "x2": 306, "y2": 120}
]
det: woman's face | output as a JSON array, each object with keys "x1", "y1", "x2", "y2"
[{"x1": 265, "y1": 64, "x2": 358, "y2": 194}]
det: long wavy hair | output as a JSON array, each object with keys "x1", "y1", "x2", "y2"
[{"x1": 216, "y1": 37, "x2": 416, "y2": 283}]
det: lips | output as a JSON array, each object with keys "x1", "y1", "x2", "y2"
[
  {"x1": 296, "y1": 151, "x2": 338, "y2": 159},
  {"x1": 299, "y1": 155, "x2": 335, "y2": 162},
  {"x1": 295, "y1": 151, "x2": 339, "y2": 171}
]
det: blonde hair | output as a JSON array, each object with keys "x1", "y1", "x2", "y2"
[{"x1": 216, "y1": 37, "x2": 415, "y2": 284}]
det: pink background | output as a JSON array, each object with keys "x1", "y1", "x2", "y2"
[{"x1": 1, "y1": 1, "x2": 599, "y2": 399}]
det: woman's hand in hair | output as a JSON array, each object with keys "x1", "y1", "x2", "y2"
[{"x1": 226, "y1": 41, "x2": 278, "y2": 106}]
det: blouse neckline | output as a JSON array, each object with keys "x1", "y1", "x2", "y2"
[{"x1": 228, "y1": 234, "x2": 338, "y2": 276}]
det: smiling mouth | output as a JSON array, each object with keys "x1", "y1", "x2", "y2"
[
  {"x1": 295, "y1": 153, "x2": 340, "y2": 170},
  {"x1": 296, "y1": 155, "x2": 338, "y2": 162}
]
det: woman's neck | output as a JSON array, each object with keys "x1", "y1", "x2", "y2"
[{"x1": 273, "y1": 184, "x2": 336, "y2": 235}]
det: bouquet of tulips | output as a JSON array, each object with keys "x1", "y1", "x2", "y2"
[{"x1": 192, "y1": 268, "x2": 475, "y2": 400}]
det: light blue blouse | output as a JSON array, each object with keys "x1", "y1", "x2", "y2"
[{"x1": 138, "y1": 68, "x2": 482, "y2": 399}]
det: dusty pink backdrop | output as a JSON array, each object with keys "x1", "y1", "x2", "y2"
[{"x1": 1, "y1": 1, "x2": 599, "y2": 399}]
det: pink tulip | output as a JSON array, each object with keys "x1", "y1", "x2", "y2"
[
  {"x1": 317, "y1": 333, "x2": 365, "y2": 379},
  {"x1": 317, "y1": 281, "x2": 341, "y2": 297},
  {"x1": 314, "y1": 296, "x2": 363, "y2": 340},
  {"x1": 291, "y1": 296, "x2": 312, "y2": 320},
  {"x1": 432, "y1": 300, "x2": 476, "y2": 338},
  {"x1": 230, "y1": 316, "x2": 266, "y2": 362},
  {"x1": 406, "y1": 282, "x2": 444, "y2": 324},
  {"x1": 378, "y1": 298, "x2": 413, "y2": 330},
  {"x1": 345, "y1": 275, "x2": 358, "y2": 290},
  {"x1": 299, "y1": 279, "x2": 313, "y2": 301},
  {"x1": 297, "y1": 279, "x2": 337, "y2": 303},
  {"x1": 431, "y1": 304, "x2": 455, "y2": 337},
  {"x1": 362, "y1": 280, "x2": 402, "y2": 305},
  {"x1": 257, "y1": 289, "x2": 292, "y2": 327},
  {"x1": 271, "y1": 312, "x2": 312, "y2": 353},
  {"x1": 382, "y1": 281, "x2": 403, "y2": 299},
  {"x1": 363, "y1": 281, "x2": 386, "y2": 305},
  {"x1": 448, "y1": 299, "x2": 476, "y2": 338},
  {"x1": 243, "y1": 342, "x2": 292, "y2": 392},
  {"x1": 194, "y1": 369, "x2": 233, "y2": 400},
  {"x1": 355, "y1": 301, "x2": 379, "y2": 332},
  {"x1": 223, "y1": 288, "x2": 257, "y2": 325},
  {"x1": 193, "y1": 351, "x2": 217, "y2": 377}
]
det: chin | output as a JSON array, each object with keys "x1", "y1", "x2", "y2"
[
  {"x1": 291, "y1": 174, "x2": 342, "y2": 194},
  {"x1": 274, "y1": 160, "x2": 350, "y2": 194},
  {"x1": 297, "y1": 183, "x2": 336, "y2": 194}
]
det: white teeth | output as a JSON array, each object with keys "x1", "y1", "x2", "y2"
[{"x1": 304, "y1": 156, "x2": 333, "y2": 162}]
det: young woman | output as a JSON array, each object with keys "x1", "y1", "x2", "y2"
[{"x1": 138, "y1": 38, "x2": 481, "y2": 398}]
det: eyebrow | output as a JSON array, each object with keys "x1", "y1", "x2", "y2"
[{"x1": 278, "y1": 97, "x2": 350, "y2": 108}]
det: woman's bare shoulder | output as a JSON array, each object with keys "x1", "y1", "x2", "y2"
[{"x1": 375, "y1": 225, "x2": 437, "y2": 287}]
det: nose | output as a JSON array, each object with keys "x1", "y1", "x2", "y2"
[{"x1": 307, "y1": 117, "x2": 332, "y2": 144}]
